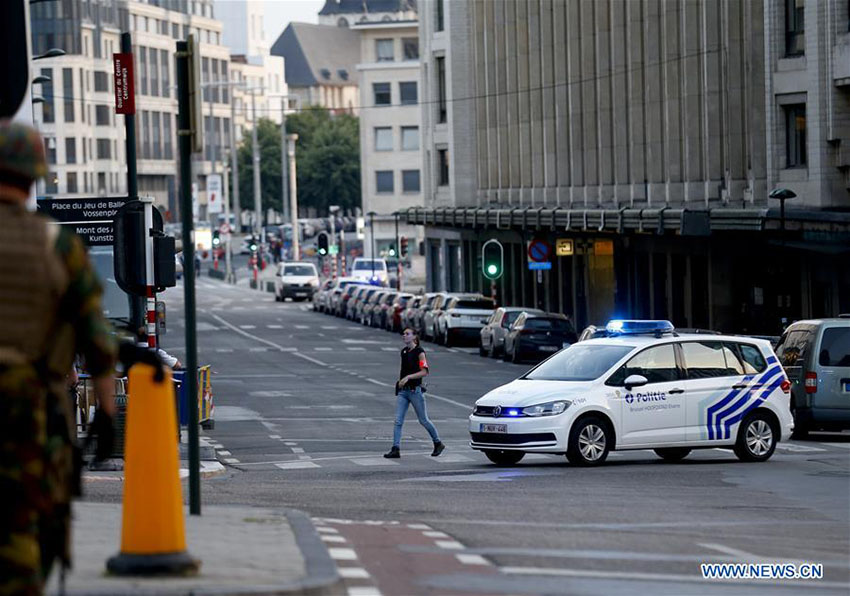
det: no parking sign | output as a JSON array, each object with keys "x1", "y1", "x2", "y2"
[{"x1": 527, "y1": 239, "x2": 552, "y2": 270}]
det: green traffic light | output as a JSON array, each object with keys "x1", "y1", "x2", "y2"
[
  {"x1": 487, "y1": 264, "x2": 498, "y2": 276},
  {"x1": 388, "y1": 248, "x2": 396, "y2": 257}
]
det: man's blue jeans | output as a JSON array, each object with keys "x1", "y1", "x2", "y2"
[{"x1": 392, "y1": 387, "x2": 441, "y2": 448}]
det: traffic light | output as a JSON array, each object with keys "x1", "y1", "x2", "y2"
[
  {"x1": 317, "y1": 232, "x2": 329, "y2": 256},
  {"x1": 387, "y1": 245, "x2": 396, "y2": 257},
  {"x1": 400, "y1": 236, "x2": 408, "y2": 258},
  {"x1": 212, "y1": 230, "x2": 221, "y2": 247},
  {"x1": 249, "y1": 238, "x2": 258, "y2": 252},
  {"x1": 482, "y1": 239, "x2": 504, "y2": 280}
]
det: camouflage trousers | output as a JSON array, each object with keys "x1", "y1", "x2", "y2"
[{"x1": 0, "y1": 366, "x2": 73, "y2": 596}]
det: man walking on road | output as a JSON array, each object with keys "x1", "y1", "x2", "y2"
[
  {"x1": 384, "y1": 328, "x2": 445, "y2": 459},
  {"x1": 0, "y1": 121, "x2": 117, "y2": 595}
]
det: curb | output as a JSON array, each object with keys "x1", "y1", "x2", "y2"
[{"x1": 282, "y1": 509, "x2": 345, "y2": 596}]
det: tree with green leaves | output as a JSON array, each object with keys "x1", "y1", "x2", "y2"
[{"x1": 235, "y1": 106, "x2": 360, "y2": 222}]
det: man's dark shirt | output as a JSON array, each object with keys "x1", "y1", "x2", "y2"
[{"x1": 399, "y1": 345, "x2": 428, "y2": 389}]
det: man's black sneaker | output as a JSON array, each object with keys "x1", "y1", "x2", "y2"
[
  {"x1": 431, "y1": 442, "x2": 445, "y2": 457},
  {"x1": 383, "y1": 447, "x2": 400, "y2": 459}
]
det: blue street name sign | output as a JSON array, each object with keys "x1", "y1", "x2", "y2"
[{"x1": 528, "y1": 261, "x2": 552, "y2": 271}]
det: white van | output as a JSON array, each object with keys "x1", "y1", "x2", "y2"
[{"x1": 350, "y1": 258, "x2": 388, "y2": 286}]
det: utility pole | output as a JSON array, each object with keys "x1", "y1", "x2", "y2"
[
  {"x1": 207, "y1": 91, "x2": 217, "y2": 271},
  {"x1": 287, "y1": 133, "x2": 300, "y2": 260},
  {"x1": 229, "y1": 94, "x2": 241, "y2": 236},
  {"x1": 280, "y1": 100, "x2": 289, "y2": 224},
  {"x1": 394, "y1": 212, "x2": 400, "y2": 291},
  {"x1": 251, "y1": 89, "x2": 262, "y2": 244},
  {"x1": 369, "y1": 211, "x2": 376, "y2": 280}
]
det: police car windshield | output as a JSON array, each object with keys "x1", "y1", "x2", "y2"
[{"x1": 523, "y1": 344, "x2": 633, "y2": 381}]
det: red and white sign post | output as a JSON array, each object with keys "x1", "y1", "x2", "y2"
[{"x1": 113, "y1": 53, "x2": 136, "y2": 115}]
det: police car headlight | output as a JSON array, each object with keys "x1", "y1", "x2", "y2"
[{"x1": 521, "y1": 400, "x2": 571, "y2": 417}]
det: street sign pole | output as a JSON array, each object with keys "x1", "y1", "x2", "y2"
[
  {"x1": 116, "y1": 32, "x2": 144, "y2": 333},
  {"x1": 176, "y1": 37, "x2": 200, "y2": 515}
]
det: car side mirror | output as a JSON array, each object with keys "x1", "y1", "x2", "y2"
[{"x1": 624, "y1": 374, "x2": 648, "y2": 390}]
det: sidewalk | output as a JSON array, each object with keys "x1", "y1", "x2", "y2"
[{"x1": 46, "y1": 502, "x2": 344, "y2": 596}]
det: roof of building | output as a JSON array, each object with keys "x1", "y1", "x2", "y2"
[
  {"x1": 270, "y1": 22, "x2": 361, "y2": 88},
  {"x1": 318, "y1": 0, "x2": 417, "y2": 16}
]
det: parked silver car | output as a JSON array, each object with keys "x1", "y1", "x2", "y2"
[
  {"x1": 479, "y1": 307, "x2": 544, "y2": 357},
  {"x1": 776, "y1": 316, "x2": 850, "y2": 437}
]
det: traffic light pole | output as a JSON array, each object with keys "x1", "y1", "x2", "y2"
[
  {"x1": 120, "y1": 32, "x2": 144, "y2": 334},
  {"x1": 176, "y1": 39, "x2": 201, "y2": 515},
  {"x1": 394, "y1": 212, "x2": 400, "y2": 291}
]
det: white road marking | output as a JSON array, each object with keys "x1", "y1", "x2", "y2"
[
  {"x1": 435, "y1": 540, "x2": 464, "y2": 550},
  {"x1": 430, "y1": 453, "x2": 473, "y2": 463},
  {"x1": 698, "y1": 542, "x2": 758, "y2": 560},
  {"x1": 223, "y1": 458, "x2": 240, "y2": 464},
  {"x1": 275, "y1": 461, "x2": 320, "y2": 470},
  {"x1": 239, "y1": 325, "x2": 256, "y2": 329},
  {"x1": 350, "y1": 457, "x2": 399, "y2": 466},
  {"x1": 365, "y1": 378, "x2": 390, "y2": 387},
  {"x1": 267, "y1": 324, "x2": 283, "y2": 329},
  {"x1": 291, "y1": 447, "x2": 305, "y2": 454},
  {"x1": 315, "y1": 527, "x2": 339, "y2": 534},
  {"x1": 776, "y1": 443, "x2": 825, "y2": 452},
  {"x1": 295, "y1": 325, "x2": 310, "y2": 329},
  {"x1": 268, "y1": 435, "x2": 281, "y2": 439},
  {"x1": 320, "y1": 535, "x2": 348, "y2": 543},
  {"x1": 315, "y1": 347, "x2": 332, "y2": 351},
  {"x1": 321, "y1": 325, "x2": 339, "y2": 329},
  {"x1": 328, "y1": 548, "x2": 358, "y2": 561},
  {"x1": 347, "y1": 347, "x2": 366, "y2": 351},
  {"x1": 249, "y1": 347, "x2": 268, "y2": 352},
  {"x1": 284, "y1": 442, "x2": 298, "y2": 446},
  {"x1": 381, "y1": 347, "x2": 397, "y2": 351},
  {"x1": 215, "y1": 348, "x2": 234, "y2": 353},
  {"x1": 423, "y1": 531, "x2": 450, "y2": 538},
  {"x1": 347, "y1": 588, "x2": 381, "y2": 596},
  {"x1": 456, "y1": 554, "x2": 489, "y2": 565},
  {"x1": 216, "y1": 450, "x2": 231, "y2": 456},
  {"x1": 407, "y1": 523, "x2": 431, "y2": 530},
  {"x1": 298, "y1": 455, "x2": 313, "y2": 461},
  {"x1": 338, "y1": 567, "x2": 370, "y2": 579}
]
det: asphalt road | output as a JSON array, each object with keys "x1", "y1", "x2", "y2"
[{"x1": 89, "y1": 277, "x2": 850, "y2": 595}]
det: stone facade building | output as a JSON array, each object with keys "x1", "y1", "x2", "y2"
[{"x1": 413, "y1": 0, "x2": 850, "y2": 334}]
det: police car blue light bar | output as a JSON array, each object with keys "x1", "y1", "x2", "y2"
[{"x1": 605, "y1": 319, "x2": 675, "y2": 335}]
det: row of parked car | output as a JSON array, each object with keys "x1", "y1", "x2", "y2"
[{"x1": 312, "y1": 280, "x2": 581, "y2": 362}]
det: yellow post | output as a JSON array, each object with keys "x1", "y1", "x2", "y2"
[{"x1": 107, "y1": 363, "x2": 199, "y2": 575}]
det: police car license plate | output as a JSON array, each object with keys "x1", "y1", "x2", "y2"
[{"x1": 481, "y1": 423, "x2": 507, "y2": 433}]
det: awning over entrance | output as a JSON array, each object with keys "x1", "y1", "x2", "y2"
[{"x1": 402, "y1": 206, "x2": 850, "y2": 236}]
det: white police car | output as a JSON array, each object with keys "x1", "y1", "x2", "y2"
[{"x1": 469, "y1": 320, "x2": 793, "y2": 466}]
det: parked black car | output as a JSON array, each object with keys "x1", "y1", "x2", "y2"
[{"x1": 503, "y1": 313, "x2": 578, "y2": 364}]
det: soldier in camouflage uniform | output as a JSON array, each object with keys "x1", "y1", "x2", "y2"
[{"x1": 0, "y1": 121, "x2": 117, "y2": 595}]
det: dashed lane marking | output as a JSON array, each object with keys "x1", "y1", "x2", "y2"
[
  {"x1": 315, "y1": 347, "x2": 332, "y2": 351},
  {"x1": 215, "y1": 348, "x2": 234, "y2": 353},
  {"x1": 275, "y1": 461, "x2": 321, "y2": 470},
  {"x1": 267, "y1": 324, "x2": 283, "y2": 329},
  {"x1": 295, "y1": 325, "x2": 310, "y2": 329},
  {"x1": 347, "y1": 347, "x2": 366, "y2": 351},
  {"x1": 223, "y1": 458, "x2": 240, "y2": 464},
  {"x1": 350, "y1": 457, "x2": 399, "y2": 467},
  {"x1": 239, "y1": 325, "x2": 256, "y2": 329},
  {"x1": 435, "y1": 540, "x2": 464, "y2": 550},
  {"x1": 381, "y1": 347, "x2": 397, "y2": 351},
  {"x1": 339, "y1": 568, "x2": 371, "y2": 579},
  {"x1": 321, "y1": 535, "x2": 348, "y2": 544},
  {"x1": 456, "y1": 554, "x2": 490, "y2": 565},
  {"x1": 216, "y1": 450, "x2": 231, "y2": 456},
  {"x1": 328, "y1": 548, "x2": 358, "y2": 561},
  {"x1": 291, "y1": 447, "x2": 305, "y2": 454},
  {"x1": 269, "y1": 434, "x2": 281, "y2": 439}
]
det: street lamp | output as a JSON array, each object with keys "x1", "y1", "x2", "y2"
[
  {"x1": 33, "y1": 48, "x2": 66, "y2": 60},
  {"x1": 768, "y1": 188, "x2": 797, "y2": 235}
]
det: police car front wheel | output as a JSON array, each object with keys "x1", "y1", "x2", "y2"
[
  {"x1": 734, "y1": 413, "x2": 778, "y2": 462},
  {"x1": 566, "y1": 416, "x2": 612, "y2": 466}
]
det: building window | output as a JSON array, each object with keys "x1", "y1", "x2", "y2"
[
  {"x1": 97, "y1": 172, "x2": 106, "y2": 194},
  {"x1": 66, "y1": 172, "x2": 78, "y2": 194},
  {"x1": 437, "y1": 149, "x2": 449, "y2": 186},
  {"x1": 202, "y1": 57, "x2": 210, "y2": 101},
  {"x1": 172, "y1": 23, "x2": 179, "y2": 39},
  {"x1": 164, "y1": 112, "x2": 173, "y2": 160},
  {"x1": 402, "y1": 170, "x2": 420, "y2": 193},
  {"x1": 44, "y1": 138, "x2": 56, "y2": 165},
  {"x1": 95, "y1": 105, "x2": 110, "y2": 125},
  {"x1": 222, "y1": 62, "x2": 229, "y2": 102},
  {"x1": 784, "y1": 104, "x2": 807, "y2": 168},
  {"x1": 402, "y1": 37, "x2": 419, "y2": 60},
  {"x1": 337, "y1": 17, "x2": 349, "y2": 27},
  {"x1": 436, "y1": 0, "x2": 444, "y2": 31},
  {"x1": 96, "y1": 138, "x2": 111, "y2": 160},
  {"x1": 94, "y1": 71, "x2": 109, "y2": 92},
  {"x1": 399, "y1": 82, "x2": 418, "y2": 105},
  {"x1": 374, "y1": 127, "x2": 393, "y2": 151},
  {"x1": 63, "y1": 68, "x2": 74, "y2": 122},
  {"x1": 152, "y1": 112, "x2": 162, "y2": 159},
  {"x1": 40, "y1": 68, "x2": 54, "y2": 123},
  {"x1": 150, "y1": 48, "x2": 160, "y2": 96},
  {"x1": 376, "y1": 39, "x2": 394, "y2": 62},
  {"x1": 65, "y1": 138, "x2": 76, "y2": 164},
  {"x1": 376, "y1": 170, "x2": 394, "y2": 193},
  {"x1": 785, "y1": 0, "x2": 805, "y2": 56},
  {"x1": 142, "y1": 111, "x2": 150, "y2": 159},
  {"x1": 139, "y1": 46, "x2": 148, "y2": 95},
  {"x1": 161, "y1": 49, "x2": 170, "y2": 99},
  {"x1": 436, "y1": 57, "x2": 447, "y2": 123},
  {"x1": 401, "y1": 126, "x2": 419, "y2": 151},
  {"x1": 46, "y1": 173, "x2": 58, "y2": 194},
  {"x1": 373, "y1": 82, "x2": 391, "y2": 106}
]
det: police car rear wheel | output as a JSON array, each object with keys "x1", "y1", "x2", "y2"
[
  {"x1": 654, "y1": 448, "x2": 691, "y2": 462},
  {"x1": 484, "y1": 450, "x2": 525, "y2": 466},
  {"x1": 567, "y1": 417, "x2": 611, "y2": 466},
  {"x1": 733, "y1": 413, "x2": 777, "y2": 462}
]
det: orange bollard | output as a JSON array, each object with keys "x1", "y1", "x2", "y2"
[{"x1": 106, "y1": 363, "x2": 199, "y2": 576}]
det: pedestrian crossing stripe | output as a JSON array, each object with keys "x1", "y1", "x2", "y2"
[{"x1": 275, "y1": 461, "x2": 321, "y2": 470}]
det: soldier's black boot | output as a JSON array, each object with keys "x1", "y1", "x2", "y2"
[{"x1": 383, "y1": 446, "x2": 400, "y2": 459}]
